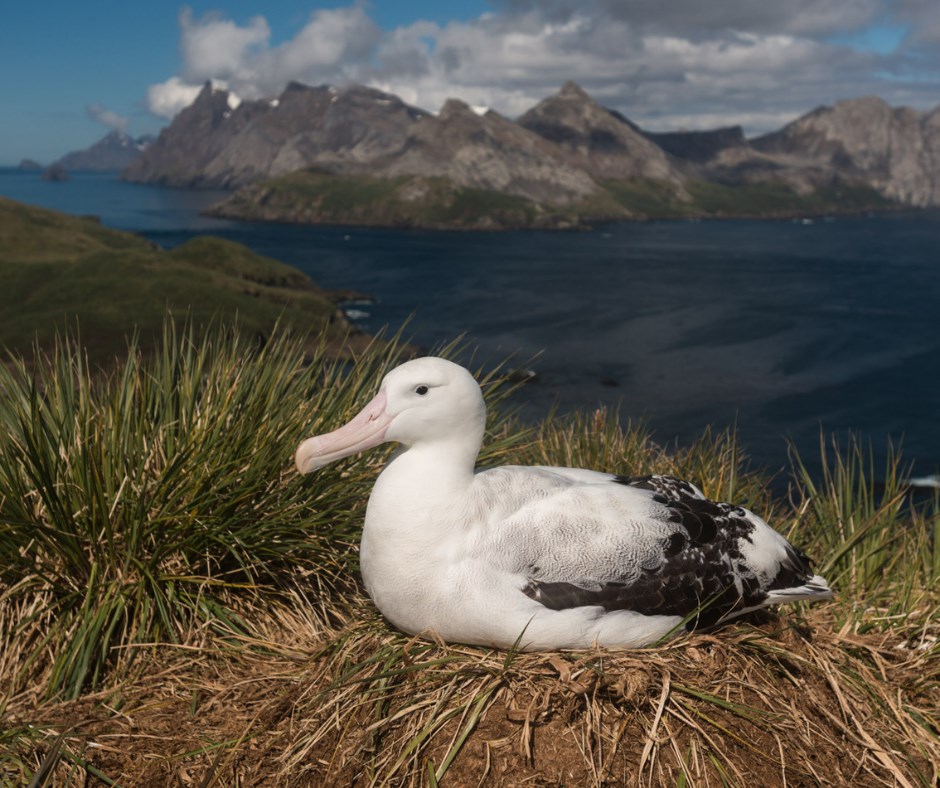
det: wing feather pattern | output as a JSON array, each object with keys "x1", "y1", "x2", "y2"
[{"x1": 518, "y1": 474, "x2": 820, "y2": 629}]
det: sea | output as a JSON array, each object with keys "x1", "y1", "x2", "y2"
[{"x1": 2, "y1": 168, "x2": 939, "y2": 491}]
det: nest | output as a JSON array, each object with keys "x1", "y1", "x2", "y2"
[{"x1": 5, "y1": 600, "x2": 937, "y2": 786}]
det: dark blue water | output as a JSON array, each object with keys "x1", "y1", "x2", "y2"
[
  {"x1": 3, "y1": 170, "x2": 939, "y2": 485},
  {"x1": 0, "y1": 168, "x2": 232, "y2": 232}
]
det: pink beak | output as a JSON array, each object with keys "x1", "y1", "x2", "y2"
[{"x1": 295, "y1": 389, "x2": 394, "y2": 474}]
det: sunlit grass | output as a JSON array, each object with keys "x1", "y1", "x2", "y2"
[
  {"x1": 0, "y1": 321, "x2": 357, "y2": 698},
  {"x1": 789, "y1": 435, "x2": 940, "y2": 625}
]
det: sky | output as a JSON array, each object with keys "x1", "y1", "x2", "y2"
[{"x1": 2, "y1": 1, "x2": 939, "y2": 165}]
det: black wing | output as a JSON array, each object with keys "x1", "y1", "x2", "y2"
[{"x1": 522, "y1": 474, "x2": 814, "y2": 629}]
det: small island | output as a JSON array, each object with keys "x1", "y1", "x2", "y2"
[{"x1": 41, "y1": 163, "x2": 70, "y2": 182}]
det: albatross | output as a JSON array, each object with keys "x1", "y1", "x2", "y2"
[{"x1": 295, "y1": 357, "x2": 832, "y2": 650}]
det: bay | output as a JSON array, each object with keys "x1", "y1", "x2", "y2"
[{"x1": 3, "y1": 169, "x2": 938, "y2": 486}]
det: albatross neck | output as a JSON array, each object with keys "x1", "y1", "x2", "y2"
[{"x1": 379, "y1": 433, "x2": 481, "y2": 501}]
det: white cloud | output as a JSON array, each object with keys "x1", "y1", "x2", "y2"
[
  {"x1": 149, "y1": 4, "x2": 382, "y2": 116},
  {"x1": 499, "y1": 0, "x2": 881, "y2": 37},
  {"x1": 179, "y1": 7, "x2": 270, "y2": 86},
  {"x1": 86, "y1": 102, "x2": 129, "y2": 132},
  {"x1": 268, "y1": 5, "x2": 380, "y2": 81},
  {"x1": 897, "y1": 0, "x2": 940, "y2": 44},
  {"x1": 146, "y1": 1, "x2": 940, "y2": 134},
  {"x1": 147, "y1": 76, "x2": 207, "y2": 119}
]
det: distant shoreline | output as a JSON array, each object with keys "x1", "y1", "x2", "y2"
[
  {"x1": 200, "y1": 170, "x2": 904, "y2": 233},
  {"x1": 0, "y1": 167, "x2": 925, "y2": 236}
]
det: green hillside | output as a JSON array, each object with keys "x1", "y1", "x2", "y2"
[
  {"x1": 0, "y1": 197, "x2": 359, "y2": 361},
  {"x1": 207, "y1": 171, "x2": 569, "y2": 230},
  {"x1": 206, "y1": 170, "x2": 897, "y2": 230}
]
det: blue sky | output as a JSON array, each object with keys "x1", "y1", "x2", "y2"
[{"x1": 2, "y1": 1, "x2": 938, "y2": 164}]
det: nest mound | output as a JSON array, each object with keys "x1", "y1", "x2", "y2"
[{"x1": 8, "y1": 602, "x2": 938, "y2": 786}]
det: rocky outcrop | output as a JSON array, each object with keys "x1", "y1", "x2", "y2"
[
  {"x1": 18, "y1": 159, "x2": 42, "y2": 170},
  {"x1": 751, "y1": 97, "x2": 940, "y2": 206},
  {"x1": 41, "y1": 164, "x2": 69, "y2": 182},
  {"x1": 54, "y1": 131, "x2": 154, "y2": 172}
]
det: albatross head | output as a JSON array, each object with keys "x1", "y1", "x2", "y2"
[{"x1": 295, "y1": 357, "x2": 486, "y2": 475}]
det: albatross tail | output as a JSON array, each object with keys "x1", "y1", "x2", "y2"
[{"x1": 765, "y1": 574, "x2": 834, "y2": 605}]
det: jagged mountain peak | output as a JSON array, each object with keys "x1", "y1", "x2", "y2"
[
  {"x1": 748, "y1": 96, "x2": 940, "y2": 206},
  {"x1": 558, "y1": 80, "x2": 592, "y2": 100},
  {"x1": 195, "y1": 80, "x2": 228, "y2": 100},
  {"x1": 527, "y1": 82, "x2": 610, "y2": 121},
  {"x1": 186, "y1": 81, "x2": 240, "y2": 116},
  {"x1": 52, "y1": 129, "x2": 153, "y2": 171},
  {"x1": 438, "y1": 98, "x2": 477, "y2": 120},
  {"x1": 519, "y1": 83, "x2": 682, "y2": 183},
  {"x1": 282, "y1": 80, "x2": 319, "y2": 95}
]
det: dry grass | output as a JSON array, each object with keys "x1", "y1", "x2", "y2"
[{"x1": 3, "y1": 597, "x2": 937, "y2": 787}]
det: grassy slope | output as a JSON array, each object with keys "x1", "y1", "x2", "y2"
[
  {"x1": 599, "y1": 177, "x2": 896, "y2": 218},
  {"x1": 207, "y1": 170, "x2": 898, "y2": 230},
  {"x1": 0, "y1": 196, "x2": 353, "y2": 361},
  {"x1": 208, "y1": 171, "x2": 553, "y2": 230}
]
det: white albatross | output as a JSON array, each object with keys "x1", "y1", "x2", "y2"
[{"x1": 295, "y1": 357, "x2": 833, "y2": 650}]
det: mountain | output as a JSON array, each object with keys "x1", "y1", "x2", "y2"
[
  {"x1": 373, "y1": 98, "x2": 598, "y2": 203},
  {"x1": 125, "y1": 81, "x2": 427, "y2": 189},
  {"x1": 643, "y1": 126, "x2": 748, "y2": 164},
  {"x1": 124, "y1": 83, "x2": 270, "y2": 187},
  {"x1": 751, "y1": 97, "x2": 940, "y2": 206},
  {"x1": 518, "y1": 81, "x2": 683, "y2": 185},
  {"x1": 202, "y1": 82, "x2": 429, "y2": 187},
  {"x1": 206, "y1": 98, "x2": 603, "y2": 231},
  {"x1": 127, "y1": 82, "x2": 598, "y2": 205},
  {"x1": 54, "y1": 130, "x2": 154, "y2": 171},
  {"x1": 125, "y1": 80, "x2": 938, "y2": 228}
]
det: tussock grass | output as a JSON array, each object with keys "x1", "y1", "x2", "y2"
[
  {"x1": 790, "y1": 436, "x2": 940, "y2": 626},
  {"x1": 2, "y1": 321, "x2": 938, "y2": 785},
  {"x1": 280, "y1": 607, "x2": 937, "y2": 786},
  {"x1": 0, "y1": 321, "x2": 525, "y2": 702}
]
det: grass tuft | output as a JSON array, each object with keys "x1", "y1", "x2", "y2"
[{"x1": 789, "y1": 434, "x2": 940, "y2": 621}]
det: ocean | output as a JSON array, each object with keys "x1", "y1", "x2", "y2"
[{"x1": 2, "y1": 168, "x2": 939, "y2": 487}]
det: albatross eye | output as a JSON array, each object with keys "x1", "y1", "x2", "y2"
[{"x1": 415, "y1": 384, "x2": 430, "y2": 396}]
